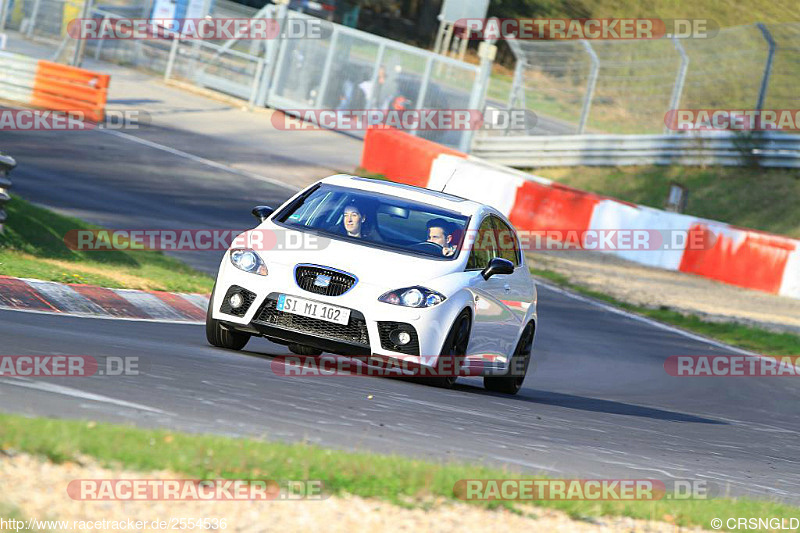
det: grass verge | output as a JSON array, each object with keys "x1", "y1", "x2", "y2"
[
  {"x1": 0, "y1": 195, "x2": 213, "y2": 293},
  {"x1": 530, "y1": 267, "x2": 800, "y2": 356},
  {"x1": 1, "y1": 412, "x2": 798, "y2": 531}
]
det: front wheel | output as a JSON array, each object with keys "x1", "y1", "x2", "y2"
[
  {"x1": 206, "y1": 285, "x2": 251, "y2": 351},
  {"x1": 484, "y1": 322, "x2": 534, "y2": 395},
  {"x1": 429, "y1": 309, "x2": 471, "y2": 389}
]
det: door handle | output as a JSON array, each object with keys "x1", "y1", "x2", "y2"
[{"x1": 503, "y1": 284, "x2": 511, "y2": 291}]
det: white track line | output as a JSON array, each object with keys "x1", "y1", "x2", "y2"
[
  {"x1": 0, "y1": 378, "x2": 171, "y2": 414},
  {"x1": 101, "y1": 129, "x2": 299, "y2": 192}
]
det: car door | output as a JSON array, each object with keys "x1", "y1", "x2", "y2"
[
  {"x1": 465, "y1": 215, "x2": 519, "y2": 365},
  {"x1": 491, "y1": 215, "x2": 535, "y2": 325}
]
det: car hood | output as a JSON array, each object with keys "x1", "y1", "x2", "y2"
[{"x1": 258, "y1": 226, "x2": 463, "y2": 286}]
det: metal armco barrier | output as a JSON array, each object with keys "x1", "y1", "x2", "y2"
[
  {"x1": 0, "y1": 50, "x2": 110, "y2": 121},
  {"x1": 471, "y1": 132, "x2": 800, "y2": 168},
  {"x1": 0, "y1": 154, "x2": 16, "y2": 232}
]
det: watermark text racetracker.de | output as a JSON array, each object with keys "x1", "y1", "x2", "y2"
[
  {"x1": 453, "y1": 479, "x2": 712, "y2": 501},
  {"x1": 665, "y1": 109, "x2": 800, "y2": 131},
  {"x1": 272, "y1": 108, "x2": 537, "y2": 132},
  {"x1": 665, "y1": 355, "x2": 800, "y2": 377},
  {"x1": 64, "y1": 229, "x2": 327, "y2": 252},
  {"x1": 271, "y1": 354, "x2": 519, "y2": 378},
  {"x1": 455, "y1": 18, "x2": 718, "y2": 40},
  {"x1": 0, "y1": 355, "x2": 141, "y2": 377},
  {"x1": 67, "y1": 17, "x2": 325, "y2": 40},
  {"x1": 67, "y1": 479, "x2": 326, "y2": 500},
  {"x1": 0, "y1": 109, "x2": 149, "y2": 131}
]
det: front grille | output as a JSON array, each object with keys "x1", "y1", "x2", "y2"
[
  {"x1": 254, "y1": 295, "x2": 369, "y2": 347},
  {"x1": 295, "y1": 265, "x2": 356, "y2": 296},
  {"x1": 377, "y1": 321, "x2": 420, "y2": 355},
  {"x1": 219, "y1": 285, "x2": 256, "y2": 317}
]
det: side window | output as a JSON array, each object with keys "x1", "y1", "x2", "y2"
[
  {"x1": 467, "y1": 216, "x2": 499, "y2": 270},
  {"x1": 492, "y1": 217, "x2": 520, "y2": 267}
]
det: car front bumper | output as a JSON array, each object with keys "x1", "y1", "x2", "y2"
[{"x1": 211, "y1": 258, "x2": 468, "y2": 363}]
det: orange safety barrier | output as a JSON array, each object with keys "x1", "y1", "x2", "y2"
[
  {"x1": 509, "y1": 181, "x2": 602, "y2": 236},
  {"x1": 361, "y1": 128, "x2": 465, "y2": 187},
  {"x1": 679, "y1": 224, "x2": 796, "y2": 294},
  {"x1": 31, "y1": 61, "x2": 110, "y2": 122}
]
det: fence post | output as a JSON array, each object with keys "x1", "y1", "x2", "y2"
[
  {"x1": 665, "y1": 37, "x2": 689, "y2": 133},
  {"x1": 70, "y1": 0, "x2": 93, "y2": 67},
  {"x1": 314, "y1": 26, "x2": 339, "y2": 108},
  {"x1": 93, "y1": 14, "x2": 108, "y2": 60},
  {"x1": 505, "y1": 58, "x2": 527, "y2": 136},
  {"x1": 577, "y1": 40, "x2": 598, "y2": 134},
  {"x1": 756, "y1": 22, "x2": 775, "y2": 110},
  {"x1": 458, "y1": 38, "x2": 496, "y2": 153},
  {"x1": 26, "y1": 0, "x2": 42, "y2": 37},
  {"x1": 249, "y1": 57, "x2": 265, "y2": 109},
  {"x1": 365, "y1": 41, "x2": 386, "y2": 109},
  {"x1": 164, "y1": 32, "x2": 179, "y2": 81},
  {"x1": 0, "y1": 0, "x2": 9, "y2": 31}
]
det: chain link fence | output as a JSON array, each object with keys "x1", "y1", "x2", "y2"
[
  {"x1": 496, "y1": 23, "x2": 800, "y2": 135},
  {"x1": 0, "y1": 0, "x2": 490, "y2": 150}
]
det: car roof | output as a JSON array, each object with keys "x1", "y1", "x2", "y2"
[{"x1": 320, "y1": 174, "x2": 485, "y2": 216}]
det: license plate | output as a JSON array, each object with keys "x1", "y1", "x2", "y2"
[{"x1": 276, "y1": 294, "x2": 351, "y2": 325}]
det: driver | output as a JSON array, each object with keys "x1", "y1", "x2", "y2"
[{"x1": 426, "y1": 218, "x2": 457, "y2": 257}]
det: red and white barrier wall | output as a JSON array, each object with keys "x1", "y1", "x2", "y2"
[{"x1": 360, "y1": 128, "x2": 800, "y2": 299}]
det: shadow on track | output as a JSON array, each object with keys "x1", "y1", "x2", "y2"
[
  {"x1": 452, "y1": 382, "x2": 726, "y2": 424},
  {"x1": 239, "y1": 348, "x2": 726, "y2": 426}
]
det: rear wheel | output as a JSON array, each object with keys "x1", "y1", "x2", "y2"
[
  {"x1": 484, "y1": 322, "x2": 534, "y2": 395},
  {"x1": 430, "y1": 310, "x2": 471, "y2": 389},
  {"x1": 206, "y1": 285, "x2": 251, "y2": 351}
]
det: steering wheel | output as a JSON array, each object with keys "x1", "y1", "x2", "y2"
[{"x1": 411, "y1": 241, "x2": 444, "y2": 254}]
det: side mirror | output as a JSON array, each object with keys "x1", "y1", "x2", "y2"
[
  {"x1": 252, "y1": 205, "x2": 274, "y2": 223},
  {"x1": 481, "y1": 257, "x2": 514, "y2": 280}
]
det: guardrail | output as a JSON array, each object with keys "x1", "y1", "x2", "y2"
[
  {"x1": 471, "y1": 132, "x2": 800, "y2": 168},
  {"x1": 0, "y1": 154, "x2": 16, "y2": 232},
  {"x1": 0, "y1": 50, "x2": 110, "y2": 121}
]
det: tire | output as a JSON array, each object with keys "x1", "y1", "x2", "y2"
[
  {"x1": 206, "y1": 284, "x2": 251, "y2": 351},
  {"x1": 484, "y1": 322, "x2": 534, "y2": 395},
  {"x1": 429, "y1": 309, "x2": 471, "y2": 389},
  {"x1": 288, "y1": 344, "x2": 323, "y2": 356}
]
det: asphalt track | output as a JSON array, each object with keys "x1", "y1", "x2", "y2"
[{"x1": 1, "y1": 124, "x2": 799, "y2": 505}]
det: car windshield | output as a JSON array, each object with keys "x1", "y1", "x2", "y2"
[{"x1": 275, "y1": 184, "x2": 470, "y2": 259}]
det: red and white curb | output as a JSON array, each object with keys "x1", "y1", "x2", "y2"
[{"x1": 0, "y1": 276, "x2": 208, "y2": 323}]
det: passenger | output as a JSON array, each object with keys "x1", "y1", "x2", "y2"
[
  {"x1": 343, "y1": 201, "x2": 366, "y2": 238},
  {"x1": 426, "y1": 218, "x2": 457, "y2": 257},
  {"x1": 342, "y1": 200, "x2": 381, "y2": 241}
]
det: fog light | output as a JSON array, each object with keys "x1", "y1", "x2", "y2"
[
  {"x1": 391, "y1": 330, "x2": 412, "y2": 346},
  {"x1": 229, "y1": 292, "x2": 244, "y2": 309}
]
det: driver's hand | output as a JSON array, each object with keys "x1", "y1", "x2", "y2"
[{"x1": 442, "y1": 246, "x2": 455, "y2": 257}]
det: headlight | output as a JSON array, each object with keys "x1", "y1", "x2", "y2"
[
  {"x1": 379, "y1": 286, "x2": 446, "y2": 308},
  {"x1": 229, "y1": 248, "x2": 268, "y2": 276}
]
